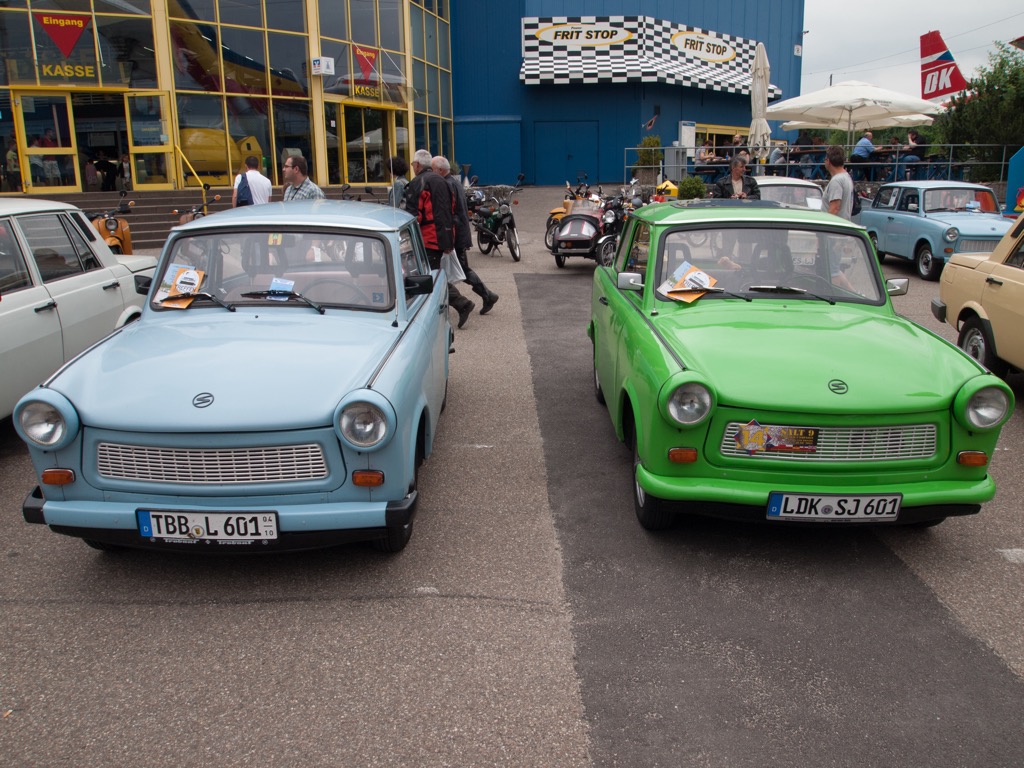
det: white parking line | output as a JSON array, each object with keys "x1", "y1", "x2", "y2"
[{"x1": 997, "y1": 549, "x2": 1024, "y2": 564}]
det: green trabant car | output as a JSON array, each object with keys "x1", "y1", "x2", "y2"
[{"x1": 589, "y1": 200, "x2": 1013, "y2": 530}]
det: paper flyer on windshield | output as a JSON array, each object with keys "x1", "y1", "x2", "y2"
[
  {"x1": 658, "y1": 260, "x2": 717, "y2": 302},
  {"x1": 155, "y1": 265, "x2": 205, "y2": 308}
]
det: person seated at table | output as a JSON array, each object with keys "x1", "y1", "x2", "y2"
[
  {"x1": 725, "y1": 134, "x2": 746, "y2": 160},
  {"x1": 899, "y1": 129, "x2": 929, "y2": 180},
  {"x1": 848, "y1": 131, "x2": 876, "y2": 180}
]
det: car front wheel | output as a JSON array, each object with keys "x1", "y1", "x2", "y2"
[
  {"x1": 915, "y1": 243, "x2": 941, "y2": 281},
  {"x1": 632, "y1": 430, "x2": 674, "y2": 531},
  {"x1": 958, "y1": 317, "x2": 1008, "y2": 377},
  {"x1": 869, "y1": 232, "x2": 884, "y2": 263}
]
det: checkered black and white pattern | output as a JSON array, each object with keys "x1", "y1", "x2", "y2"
[{"x1": 520, "y1": 15, "x2": 782, "y2": 98}]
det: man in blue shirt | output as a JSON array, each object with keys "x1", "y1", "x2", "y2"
[{"x1": 848, "y1": 131, "x2": 876, "y2": 180}]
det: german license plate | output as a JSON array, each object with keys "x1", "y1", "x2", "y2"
[
  {"x1": 137, "y1": 510, "x2": 279, "y2": 541},
  {"x1": 766, "y1": 492, "x2": 901, "y2": 522}
]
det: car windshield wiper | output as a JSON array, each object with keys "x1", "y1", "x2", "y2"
[
  {"x1": 747, "y1": 285, "x2": 836, "y2": 305},
  {"x1": 240, "y1": 290, "x2": 325, "y2": 314},
  {"x1": 160, "y1": 291, "x2": 236, "y2": 311},
  {"x1": 659, "y1": 285, "x2": 752, "y2": 302}
]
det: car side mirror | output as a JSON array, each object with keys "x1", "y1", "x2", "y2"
[
  {"x1": 886, "y1": 278, "x2": 909, "y2": 296},
  {"x1": 617, "y1": 272, "x2": 644, "y2": 292},
  {"x1": 908, "y1": 203, "x2": 918, "y2": 212},
  {"x1": 405, "y1": 274, "x2": 434, "y2": 296},
  {"x1": 135, "y1": 274, "x2": 153, "y2": 295}
]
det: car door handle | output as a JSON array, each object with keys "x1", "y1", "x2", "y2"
[
  {"x1": 34, "y1": 300, "x2": 57, "y2": 313},
  {"x1": 599, "y1": 296, "x2": 609, "y2": 305},
  {"x1": 102, "y1": 280, "x2": 121, "y2": 291},
  {"x1": 985, "y1": 277, "x2": 1003, "y2": 286}
]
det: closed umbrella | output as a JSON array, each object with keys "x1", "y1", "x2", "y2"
[
  {"x1": 748, "y1": 43, "x2": 772, "y2": 165},
  {"x1": 766, "y1": 80, "x2": 943, "y2": 144}
]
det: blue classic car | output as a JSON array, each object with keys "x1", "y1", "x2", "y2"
[
  {"x1": 14, "y1": 201, "x2": 451, "y2": 554},
  {"x1": 858, "y1": 181, "x2": 1012, "y2": 280}
]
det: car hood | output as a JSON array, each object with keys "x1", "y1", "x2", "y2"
[
  {"x1": 46, "y1": 313, "x2": 401, "y2": 431},
  {"x1": 654, "y1": 302, "x2": 982, "y2": 414},
  {"x1": 114, "y1": 253, "x2": 158, "y2": 274},
  {"x1": 924, "y1": 212, "x2": 1011, "y2": 236}
]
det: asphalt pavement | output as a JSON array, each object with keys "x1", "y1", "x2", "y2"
[{"x1": 1, "y1": 185, "x2": 1022, "y2": 767}]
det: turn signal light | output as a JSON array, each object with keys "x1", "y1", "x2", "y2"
[
  {"x1": 352, "y1": 470, "x2": 385, "y2": 487},
  {"x1": 668, "y1": 448, "x2": 698, "y2": 463},
  {"x1": 41, "y1": 469, "x2": 75, "y2": 485},
  {"x1": 956, "y1": 451, "x2": 989, "y2": 467}
]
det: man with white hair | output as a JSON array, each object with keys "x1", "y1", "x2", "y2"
[
  {"x1": 432, "y1": 155, "x2": 499, "y2": 315},
  {"x1": 403, "y1": 148, "x2": 475, "y2": 327}
]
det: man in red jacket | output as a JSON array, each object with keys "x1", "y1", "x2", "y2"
[{"x1": 403, "y1": 149, "x2": 475, "y2": 327}]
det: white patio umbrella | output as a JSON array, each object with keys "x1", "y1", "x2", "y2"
[
  {"x1": 766, "y1": 80, "x2": 943, "y2": 144},
  {"x1": 748, "y1": 42, "x2": 772, "y2": 163},
  {"x1": 780, "y1": 113, "x2": 936, "y2": 133}
]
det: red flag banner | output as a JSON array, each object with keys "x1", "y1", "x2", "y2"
[
  {"x1": 34, "y1": 13, "x2": 91, "y2": 58},
  {"x1": 354, "y1": 46, "x2": 378, "y2": 83}
]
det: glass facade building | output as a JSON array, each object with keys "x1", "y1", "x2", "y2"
[{"x1": 0, "y1": 0, "x2": 452, "y2": 193}]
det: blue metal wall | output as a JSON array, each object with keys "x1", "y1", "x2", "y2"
[{"x1": 450, "y1": 0, "x2": 806, "y2": 185}]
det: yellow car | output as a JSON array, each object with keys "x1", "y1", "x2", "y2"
[{"x1": 932, "y1": 214, "x2": 1024, "y2": 377}]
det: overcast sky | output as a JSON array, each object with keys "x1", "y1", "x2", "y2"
[{"x1": 799, "y1": 2, "x2": 1024, "y2": 96}]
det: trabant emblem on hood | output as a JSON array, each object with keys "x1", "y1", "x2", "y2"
[
  {"x1": 828, "y1": 380, "x2": 848, "y2": 394},
  {"x1": 192, "y1": 392, "x2": 214, "y2": 408}
]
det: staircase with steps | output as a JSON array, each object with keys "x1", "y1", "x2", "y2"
[{"x1": 14, "y1": 186, "x2": 388, "y2": 251}]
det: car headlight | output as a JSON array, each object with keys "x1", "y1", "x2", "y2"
[
  {"x1": 14, "y1": 392, "x2": 81, "y2": 450},
  {"x1": 965, "y1": 386, "x2": 1010, "y2": 429},
  {"x1": 665, "y1": 382, "x2": 713, "y2": 427},
  {"x1": 943, "y1": 227, "x2": 959, "y2": 242},
  {"x1": 340, "y1": 403, "x2": 388, "y2": 448}
]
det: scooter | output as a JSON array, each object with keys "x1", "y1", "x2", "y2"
[
  {"x1": 87, "y1": 192, "x2": 133, "y2": 254},
  {"x1": 173, "y1": 184, "x2": 222, "y2": 225},
  {"x1": 467, "y1": 173, "x2": 524, "y2": 262},
  {"x1": 544, "y1": 175, "x2": 591, "y2": 251}
]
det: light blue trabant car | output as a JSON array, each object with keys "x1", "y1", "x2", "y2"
[
  {"x1": 14, "y1": 201, "x2": 451, "y2": 554},
  {"x1": 859, "y1": 181, "x2": 1012, "y2": 281}
]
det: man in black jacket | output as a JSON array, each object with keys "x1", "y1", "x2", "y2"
[
  {"x1": 432, "y1": 155, "x2": 499, "y2": 316},
  {"x1": 711, "y1": 157, "x2": 761, "y2": 200},
  {"x1": 403, "y1": 149, "x2": 475, "y2": 328}
]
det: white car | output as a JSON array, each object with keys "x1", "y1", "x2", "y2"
[
  {"x1": 0, "y1": 199, "x2": 156, "y2": 419},
  {"x1": 755, "y1": 176, "x2": 823, "y2": 210}
]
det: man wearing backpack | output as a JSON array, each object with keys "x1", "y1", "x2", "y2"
[{"x1": 233, "y1": 155, "x2": 272, "y2": 207}]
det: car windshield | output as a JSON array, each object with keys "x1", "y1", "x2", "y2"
[
  {"x1": 655, "y1": 226, "x2": 884, "y2": 304},
  {"x1": 923, "y1": 188, "x2": 999, "y2": 213},
  {"x1": 151, "y1": 230, "x2": 394, "y2": 311},
  {"x1": 758, "y1": 184, "x2": 823, "y2": 210}
]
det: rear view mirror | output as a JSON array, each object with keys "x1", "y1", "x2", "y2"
[
  {"x1": 405, "y1": 274, "x2": 434, "y2": 296},
  {"x1": 617, "y1": 272, "x2": 643, "y2": 292},
  {"x1": 908, "y1": 203, "x2": 919, "y2": 212},
  {"x1": 135, "y1": 274, "x2": 153, "y2": 295},
  {"x1": 886, "y1": 278, "x2": 909, "y2": 296}
]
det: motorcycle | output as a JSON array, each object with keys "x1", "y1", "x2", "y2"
[
  {"x1": 544, "y1": 175, "x2": 591, "y2": 251},
  {"x1": 593, "y1": 179, "x2": 643, "y2": 266},
  {"x1": 173, "y1": 185, "x2": 222, "y2": 225},
  {"x1": 86, "y1": 191, "x2": 133, "y2": 254},
  {"x1": 467, "y1": 173, "x2": 524, "y2": 262}
]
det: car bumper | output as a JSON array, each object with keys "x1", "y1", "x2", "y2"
[
  {"x1": 930, "y1": 298, "x2": 947, "y2": 323},
  {"x1": 635, "y1": 468, "x2": 993, "y2": 524},
  {"x1": 23, "y1": 485, "x2": 416, "y2": 551}
]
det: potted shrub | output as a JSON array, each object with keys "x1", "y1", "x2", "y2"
[
  {"x1": 635, "y1": 135, "x2": 663, "y2": 186},
  {"x1": 676, "y1": 175, "x2": 708, "y2": 200}
]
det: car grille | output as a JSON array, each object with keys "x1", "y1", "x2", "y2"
[
  {"x1": 956, "y1": 239, "x2": 999, "y2": 253},
  {"x1": 719, "y1": 423, "x2": 937, "y2": 462},
  {"x1": 96, "y1": 442, "x2": 329, "y2": 484}
]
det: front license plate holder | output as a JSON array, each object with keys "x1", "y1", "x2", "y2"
[
  {"x1": 137, "y1": 510, "x2": 279, "y2": 542},
  {"x1": 766, "y1": 492, "x2": 901, "y2": 522}
]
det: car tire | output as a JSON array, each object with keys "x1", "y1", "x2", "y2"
[
  {"x1": 632, "y1": 430, "x2": 674, "y2": 531},
  {"x1": 373, "y1": 459, "x2": 418, "y2": 554},
  {"x1": 915, "y1": 243, "x2": 941, "y2": 281},
  {"x1": 958, "y1": 317, "x2": 1009, "y2": 377},
  {"x1": 555, "y1": 252, "x2": 566, "y2": 268},
  {"x1": 597, "y1": 238, "x2": 616, "y2": 267},
  {"x1": 593, "y1": 346, "x2": 605, "y2": 405},
  {"x1": 869, "y1": 232, "x2": 885, "y2": 262},
  {"x1": 507, "y1": 226, "x2": 522, "y2": 262}
]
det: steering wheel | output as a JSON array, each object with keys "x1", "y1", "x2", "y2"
[
  {"x1": 786, "y1": 272, "x2": 834, "y2": 292},
  {"x1": 300, "y1": 278, "x2": 374, "y2": 306}
]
